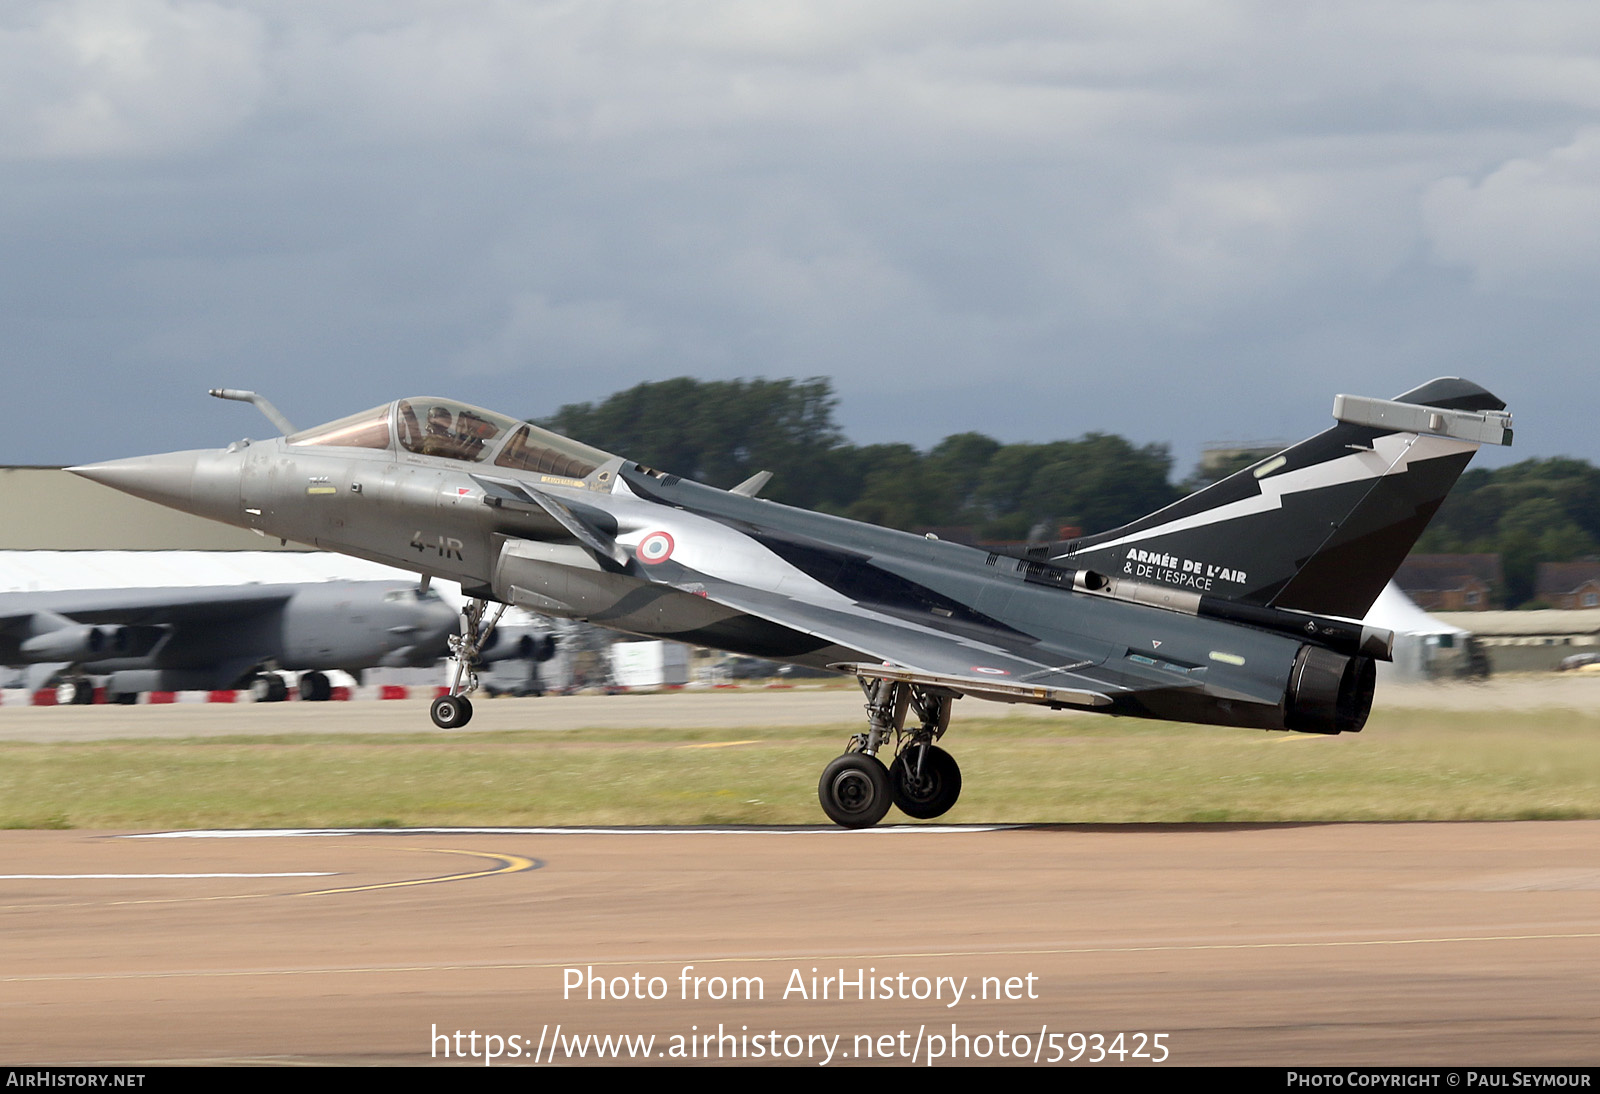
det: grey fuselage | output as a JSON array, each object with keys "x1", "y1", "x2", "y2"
[
  {"x1": 0, "y1": 580, "x2": 457, "y2": 693},
  {"x1": 74, "y1": 402, "x2": 1322, "y2": 730}
]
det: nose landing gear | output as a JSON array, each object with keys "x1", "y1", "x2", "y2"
[{"x1": 431, "y1": 598, "x2": 506, "y2": 729}]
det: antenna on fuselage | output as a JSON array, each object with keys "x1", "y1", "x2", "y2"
[
  {"x1": 209, "y1": 388, "x2": 297, "y2": 436},
  {"x1": 730, "y1": 470, "x2": 773, "y2": 498}
]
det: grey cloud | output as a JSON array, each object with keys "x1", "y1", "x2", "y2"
[
  {"x1": 1424, "y1": 127, "x2": 1600, "y2": 292},
  {"x1": 2, "y1": 1, "x2": 1596, "y2": 470}
]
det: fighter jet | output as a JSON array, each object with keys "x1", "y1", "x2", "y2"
[
  {"x1": 0, "y1": 580, "x2": 458, "y2": 703},
  {"x1": 71, "y1": 379, "x2": 1511, "y2": 826}
]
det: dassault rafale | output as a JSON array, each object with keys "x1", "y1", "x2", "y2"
[{"x1": 72, "y1": 380, "x2": 1512, "y2": 827}]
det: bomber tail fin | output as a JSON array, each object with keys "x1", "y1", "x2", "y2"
[{"x1": 1054, "y1": 378, "x2": 1512, "y2": 620}]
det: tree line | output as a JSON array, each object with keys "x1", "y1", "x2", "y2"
[
  {"x1": 537, "y1": 376, "x2": 1180, "y2": 541},
  {"x1": 1414, "y1": 458, "x2": 1600, "y2": 606},
  {"x1": 539, "y1": 377, "x2": 1597, "y2": 602}
]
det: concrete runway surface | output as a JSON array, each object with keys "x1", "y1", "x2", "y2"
[
  {"x1": 3, "y1": 681, "x2": 1598, "y2": 1066},
  {"x1": 3, "y1": 821, "x2": 1598, "y2": 1066}
]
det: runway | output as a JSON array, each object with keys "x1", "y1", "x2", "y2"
[{"x1": 3, "y1": 821, "x2": 1598, "y2": 1066}]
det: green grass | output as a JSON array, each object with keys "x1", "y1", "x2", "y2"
[{"x1": 3, "y1": 708, "x2": 1598, "y2": 829}]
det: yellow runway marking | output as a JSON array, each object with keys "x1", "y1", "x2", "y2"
[
  {"x1": 674, "y1": 740, "x2": 762, "y2": 750},
  {"x1": 299, "y1": 848, "x2": 536, "y2": 896},
  {"x1": 0, "y1": 848, "x2": 537, "y2": 911}
]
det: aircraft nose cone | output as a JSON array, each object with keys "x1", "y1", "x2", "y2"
[
  {"x1": 70, "y1": 450, "x2": 241, "y2": 525},
  {"x1": 70, "y1": 452, "x2": 203, "y2": 509}
]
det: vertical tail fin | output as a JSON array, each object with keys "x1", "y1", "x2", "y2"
[{"x1": 1054, "y1": 378, "x2": 1512, "y2": 620}]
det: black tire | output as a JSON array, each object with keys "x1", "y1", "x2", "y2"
[
  {"x1": 54, "y1": 680, "x2": 94, "y2": 705},
  {"x1": 431, "y1": 694, "x2": 473, "y2": 729},
  {"x1": 113, "y1": 692, "x2": 138, "y2": 705},
  {"x1": 818, "y1": 753, "x2": 893, "y2": 828},
  {"x1": 888, "y1": 744, "x2": 962, "y2": 820},
  {"x1": 251, "y1": 674, "x2": 289, "y2": 703},
  {"x1": 299, "y1": 672, "x2": 332, "y2": 702}
]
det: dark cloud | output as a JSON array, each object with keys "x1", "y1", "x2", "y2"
[{"x1": 2, "y1": 1, "x2": 1594, "y2": 472}]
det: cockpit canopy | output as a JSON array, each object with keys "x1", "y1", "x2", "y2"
[{"x1": 287, "y1": 398, "x2": 613, "y2": 480}]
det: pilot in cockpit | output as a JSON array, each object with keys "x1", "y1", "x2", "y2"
[{"x1": 423, "y1": 405, "x2": 456, "y2": 458}]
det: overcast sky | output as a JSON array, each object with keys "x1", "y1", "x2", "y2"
[{"x1": 4, "y1": 1, "x2": 1595, "y2": 477}]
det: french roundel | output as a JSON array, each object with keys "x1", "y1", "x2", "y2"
[{"x1": 637, "y1": 530, "x2": 675, "y2": 565}]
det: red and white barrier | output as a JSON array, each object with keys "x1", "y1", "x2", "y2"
[{"x1": 0, "y1": 684, "x2": 439, "y2": 706}]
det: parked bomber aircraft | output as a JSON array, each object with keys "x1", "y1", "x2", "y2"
[
  {"x1": 0, "y1": 580, "x2": 457, "y2": 702},
  {"x1": 72, "y1": 379, "x2": 1511, "y2": 825}
]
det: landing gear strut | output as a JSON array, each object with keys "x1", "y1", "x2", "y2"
[
  {"x1": 817, "y1": 677, "x2": 961, "y2": 828},
  {"x1": 431, "y1": 598, "x2": 506, "y2": 729}
]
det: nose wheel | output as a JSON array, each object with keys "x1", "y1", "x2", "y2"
[
  {"x1": 430, "y1": 693, "x2": 474, "y2": 729},
  {"x1": 433, "y1": 597, "x2": 506, "y2": 729}
]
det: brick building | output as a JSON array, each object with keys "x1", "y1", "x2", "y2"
[
  {"x1": 1393, "y1": 553, "x2": 1502, "y2": 611},
  {"x1": 1535, "y1": 561, "x2": 1600, "y2": 610}
]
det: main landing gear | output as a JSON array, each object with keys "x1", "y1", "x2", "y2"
[
  {"x1": 249, "y1": 672, "x2": 289, "y2": 703},
  {"x1": 818, "y1": 677, "x2": 962, "y2": 828},
  {"x1": 430, "y1": 598, "x2": 506, "y2": 729},
  {"x1": 54, "y1": 676, "x2": 95, "y2": 705}
]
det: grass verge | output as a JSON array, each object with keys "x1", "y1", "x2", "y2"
[{"x1": 2, "y1": 707, "x2": 1596, "y2": 829}]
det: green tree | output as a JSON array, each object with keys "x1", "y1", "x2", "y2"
[
  {"x1": 536, "y1": 379, "x2": 1599, "y2": 594},
  {"x1": 1414, "y1": 459, "x2": 1600, "y2": 607},
  {"x1": 975, "y1": 435, "x2": 1178, "y2": 539},
  {"x1": 923, "y1": 432, "x2": 1003, "y2": 524},
  {"x1": 538, "y1": 377, "x2": 846, "y2": 509},
  {"x1": 842, "y1": 444, "x2": 947, "y2": 529}
]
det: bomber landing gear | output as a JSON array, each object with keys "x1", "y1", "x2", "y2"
[
  {"x1": 54, "y1": 678, "x2": 95, "y2": 705},
  {"x1": 818, "y1": 677, "x2": 961, "y2": 828},
  {"x1": 433, "y1": 598, "x2": 506, "y2": 730},
  {"x1": 249, "y1": 672, "x2": 289, "y2": 703},
  {"x1": 298, "y1": 671, "x2": 332, "y2": 702}
]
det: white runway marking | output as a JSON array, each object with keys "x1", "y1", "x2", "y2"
[{"x1": 2, "y1": 872, "x2": 336, "y2": 879}]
